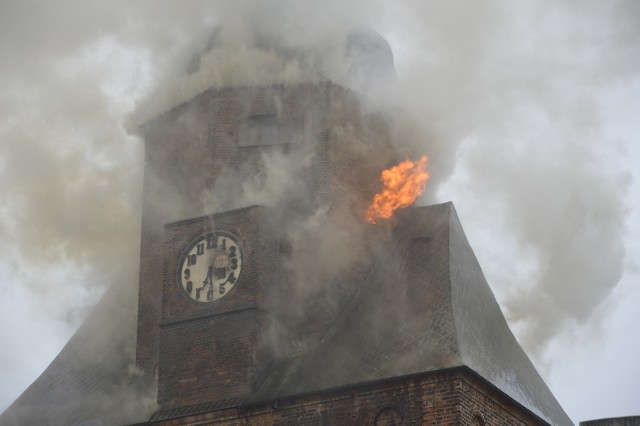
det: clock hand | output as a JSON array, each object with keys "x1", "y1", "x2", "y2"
[{"x1": 203, "y1": 265, "x2": 214, "y2": 286}]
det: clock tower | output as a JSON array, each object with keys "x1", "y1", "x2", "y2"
[{"x1": 135, "y1": 82, "x2": 397, "y2": 412}]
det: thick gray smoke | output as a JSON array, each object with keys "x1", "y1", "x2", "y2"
[
  {"x1": 0, "y1": 0, "x2": 637, "y2": 420},
  {"x1": 407, "y1": 1, "x2": 637, "y2": 360},
  {"x1": 167, "y1": 0, "x2": 635, "y2": 363}
]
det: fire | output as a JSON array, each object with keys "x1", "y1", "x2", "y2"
[{"x1": 366, "y1": 156, "x2": 430, "y2": 223}]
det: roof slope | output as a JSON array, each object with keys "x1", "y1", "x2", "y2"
[
  {"x1": 4, "y1": 202, "x2": 572, "y2": 426},
  {"x1": 251, "y1": 202, "x2": 572, "y2": 426},
  {"x1": 0, "y1": 283, "x2": 155, "y2": 426}
]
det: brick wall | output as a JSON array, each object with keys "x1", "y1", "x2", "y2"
[
  {"x1": 158, "y1": 309, "x2": 269, "y2": 409},
  {"x1": 145, "y1": 368, "x2": 546, "y2": 425}
]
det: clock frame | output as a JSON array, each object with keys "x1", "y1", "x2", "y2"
[{"x1": 178, "y1": 231, "x2": 243, "y2": 303}]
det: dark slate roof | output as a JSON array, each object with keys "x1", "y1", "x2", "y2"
[
  {"x1": 0, "y1": 283, "x2": 154, "y2": 426},
  {"x1": 248, "y1": 202, "x2": 573, "y2": 426},
  {"x1": 581, "y1": 417, "x2": 640, "y2": 426}
]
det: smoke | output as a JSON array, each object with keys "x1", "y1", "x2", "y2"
[
  {"x1": 175, "y1": 0, "x2": 635, "y2": 366},
  {"x1": 191, "y1": 0, "x2": 636, "y2": 365},
  {"x1": 1, "y1": 0, "x2": 637, "y2": 419},
  {"x1": 0, "y1": 0, "x2": 212, "y2": 416},
  {"x1": 409, "y1": 1, "x2": 637, "y2": 360}
]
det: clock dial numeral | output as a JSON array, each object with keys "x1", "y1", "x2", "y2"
[
  {"x1": 186, "y1": 281, "x2": 193, "y2": 294},
  {"x1": 231, "y1": 258, "x2": 238, "y2": 270},
  {"x1": 207, "y1": 234, "x2": 218, "y2": 249},
  {"x1": 195, "y1": 288, "x2": 202, "y2": 299},
  {"x1": 227, "y1": 271, "x2": 236, "y2": 284},
  {"x1": 219, "y1": 284, "x2": 226, "y2": 295},
  {"x1": 221, "y1": 238, "x2": 227, "y2": 251},
  {"x1": 196, "y1": 242, "x2": 205, "y2": 255},
  {"x1": 187, "y1": 254, "x2": 197, "y2": 266},
  {"x1": 229, "y1": 246, "x2": 236, "y2": 257},
  {"x1": 207, "y1": 288, "x2": 214, "y2": 301},
  {"x1": 184, "y1": 269, "x2": 190, "y2": 279}
]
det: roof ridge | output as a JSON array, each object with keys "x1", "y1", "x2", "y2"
[{"x1": 445, "y1": 202, "x2": 463, "y2": 365}]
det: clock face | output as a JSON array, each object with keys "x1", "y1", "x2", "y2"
[{"x1": 178, "y1": 231, "x2": 243, "y2": 302}]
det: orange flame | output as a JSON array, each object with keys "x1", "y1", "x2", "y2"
[{"x1": 366, "y1": 156, "x2": 430, "y2": 223}]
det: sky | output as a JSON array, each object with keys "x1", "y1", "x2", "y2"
[{"x1": 0, "y1": 1, "x2": 639, "y2": 424}]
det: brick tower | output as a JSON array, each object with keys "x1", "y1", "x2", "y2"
[{"x1": 135, "y1": 82, "x2": 399, "y2": 412}]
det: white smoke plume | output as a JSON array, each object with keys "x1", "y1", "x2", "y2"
[{"x1": 0, "y1": 1, "x2": 638, "y2": 423}]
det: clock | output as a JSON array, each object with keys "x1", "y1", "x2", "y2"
[{"x1": 178, "y1": 231, "x2": 243, "y2": 302}]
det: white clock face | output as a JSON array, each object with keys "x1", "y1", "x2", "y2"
[{"x1": 178, "y1": 231, "x2": 243, "y2": 302}]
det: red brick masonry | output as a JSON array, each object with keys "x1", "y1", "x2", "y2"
[{"x1": 143, "y1": 367, "x2": 546, "y2": 425}]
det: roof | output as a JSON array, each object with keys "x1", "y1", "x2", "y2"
[
  {"x1": 247, "y1": 202, "x2": 573, "y2": 426},
  {"x1": 0, "y1": 283, "x2": 155, "y2": 426},
  {"x1": 580, "y1": 417, "x2": 640, "y2": 426},
  {"x1": 2, "y1": 202, "x2": 572, "y2": 426}
]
